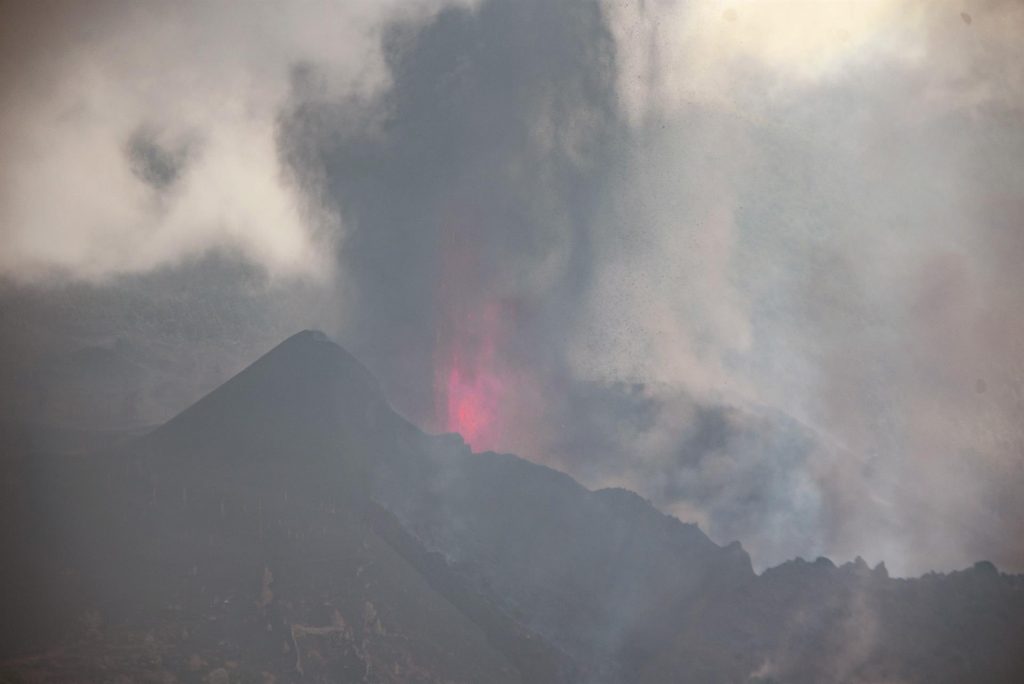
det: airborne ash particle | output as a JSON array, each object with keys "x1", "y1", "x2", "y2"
[{"x1": 126, "y1": 127, "x2": 197, "y2": 192}]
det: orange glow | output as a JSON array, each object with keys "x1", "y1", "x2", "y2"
[{"x1": 439, "y1": 303, "x2": 504, "y2": 451}]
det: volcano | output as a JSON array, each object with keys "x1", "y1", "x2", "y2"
[{"x1": 2, "y1": 331, "x2": 1022, "y2": 683}]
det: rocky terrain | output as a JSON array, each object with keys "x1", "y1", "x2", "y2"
[{"x1": 2, "y1": 331, "x2": 1022, "y2": 683}]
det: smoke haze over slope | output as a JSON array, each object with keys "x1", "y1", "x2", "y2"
[{"x1": 1, "y1": 0, "x2": 1023, "y2": 576}]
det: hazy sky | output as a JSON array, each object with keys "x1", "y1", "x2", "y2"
[{"x1": 1, "y1": 0, "x2": 1022, "y2": 576}]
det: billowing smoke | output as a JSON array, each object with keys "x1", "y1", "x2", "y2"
[
  {"x1": 278, "y1": 0, "x2": 619, "y2": 450},
  {"x1": 2, "y1": 0, "x2": 1023, "y2": 575}
]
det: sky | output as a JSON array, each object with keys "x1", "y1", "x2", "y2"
[{"x1": 1, "y1": 0, "x2": 1022, "y2": 577}]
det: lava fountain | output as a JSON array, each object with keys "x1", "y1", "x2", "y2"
[{"x1": 437, "y1": 301, "x2": 508, "y2": 451}]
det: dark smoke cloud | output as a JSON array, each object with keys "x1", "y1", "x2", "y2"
[
  {"x1": 279, "y1": 0, "x2": 621, "y2": 428},
  {"x1": 125, "y1": 127, "x2": 199, "y2": 193}
]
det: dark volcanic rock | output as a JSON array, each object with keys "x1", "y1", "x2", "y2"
[{"x1": 3, "y1": 330, "x2": 1023, "y2": 682}]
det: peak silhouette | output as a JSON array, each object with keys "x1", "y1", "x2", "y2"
[{"x1": 148, "y1": 330, "x2": 394, "y2": 461}]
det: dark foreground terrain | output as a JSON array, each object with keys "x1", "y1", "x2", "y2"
[{"x1": 2, "y1": 331, "x2": 1022, "y2": 683}]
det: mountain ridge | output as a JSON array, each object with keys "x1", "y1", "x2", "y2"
[{"x1": 2, "y1": 329, "x2": 1022, "y2": 683}]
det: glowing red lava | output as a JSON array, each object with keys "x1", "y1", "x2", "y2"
[{"x1": 436, "y1": 302, "x2": 507, "y2": 452}]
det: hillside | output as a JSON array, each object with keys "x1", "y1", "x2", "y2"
[{"x1": 2, "y1": 331, "x2": 1022, "y2": 682}]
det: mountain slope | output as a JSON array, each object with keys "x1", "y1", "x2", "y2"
[
  {"x1": 1, "y1": 332, "x2": 568, "y2": 683},
  {"x1": 3, "y1": 330, "x2": 1023, "y2": 683}
]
